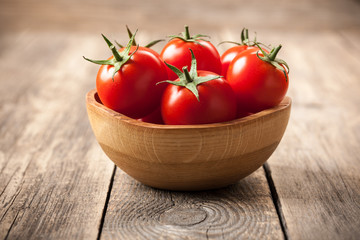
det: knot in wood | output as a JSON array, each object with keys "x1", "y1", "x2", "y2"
[{"x1": 160, "y1": 207, "x2": 207, "y2": 226}]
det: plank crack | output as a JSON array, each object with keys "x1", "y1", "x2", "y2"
[
  {"x1": 0, "y1": 177, "x2": 12, "y2": 198},
  {"x1": 96, "y1": 165, "x2": 116, "y2": 240},
  {"x1": 205, "y1": 226, "x2": 211, "y2": 240},
  {"x1": 0, "y1": 184, "x2": 23, "y2": 222},
  {"x1": 4, "y1": 210, "x2": 20, "y2": 240},
  {"x1": 263, "y1": 163, "x2": 289, "y2": 240}
]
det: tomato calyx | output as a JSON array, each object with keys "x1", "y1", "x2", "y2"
[
  {"x1": 158, "y1": 49, "x2": 221, "y2": 101},
  {"x1": 219, "y1": 28, "x2": 270, "y2": 50},
  {"x1": 115, "y1": 25, "x2": 164, "y2": 49},
  {"x1": 168, "y1": 25, "x2": 210, "y2": 46},
  {"x1": 83, "y1": 32, "x2": 139, "y2": 80},
  {"x1": 219, "y1": 28, "x2": 255, "y2": 46},
  {"x1": 255, "y1": 43, "x2": 290, "y2": 81}
]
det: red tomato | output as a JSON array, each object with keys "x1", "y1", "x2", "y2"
[
  {"x1": 96, "y1": 46, "x2": 167, "y2": 118},
  {"x1": 139, "y1": 46, "x2": 162, "y2": 59},
  {"x1": 161, "y1": 70, "x2": 237, "y2": 125},
  {"x1": 227, "y1": 45, "x2": 289, "y2": 114},
  {"x1": 137, "y1": 107, "x2": 164, "y2": 124},
  {"x1": 237, "y1": 111, "x2": 253, "y2": 118},
  {"x1": 84, "y1": 34, "x2": 168, "y2": 119},
  {"x1": 220, "y1": 28, "x2": 258, "y2": 76},
  {"x1": 160, "y1": 26, "x2": 221, "y2": 80},
  {"x1": 221, "y1": 45, "x2": 257, "y2": 77}
]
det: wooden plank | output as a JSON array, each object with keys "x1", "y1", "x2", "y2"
[
  {"x1": 0, "y1": 32, "x2": 114, "y2": 239},
  {"x1": 101, "y1": 168, "x2": 283, "y2": 239},
  {"x1": 265, "y1": 30, "x2": 360, "y2": 239}
]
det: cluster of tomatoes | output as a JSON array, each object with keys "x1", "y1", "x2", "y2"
[{"x1": 84, "y1": 26, "x2": 289, "y2": 125}]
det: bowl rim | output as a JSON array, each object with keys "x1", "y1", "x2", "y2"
[{"x1": 86, "y1": 88, "x2": 291, "y2": 130}]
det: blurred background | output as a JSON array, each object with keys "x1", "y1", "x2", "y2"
[
  {"x1": 1, "y1": 0, "x2": 360, "y2": 33},
  {"x1": 1, "y1": 0, "x2": 359, "y2": 37}
]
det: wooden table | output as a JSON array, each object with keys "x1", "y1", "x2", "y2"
[{"x1": 1, "y1": 0, "x2": 360, "y2": 239}]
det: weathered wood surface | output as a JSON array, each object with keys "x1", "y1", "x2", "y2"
[
  {"x1": 1, "y1": 0, "x2": 360, "y2": 239},
  {"x1": 266, "y1": 30, "x2": 360, "y2": 239},
  {"x1": 102, "y1": 169, "x2": 283, "y2": 239},
  {"x1": 0, "y1": 32, "x2": 115, "y2": 239}
]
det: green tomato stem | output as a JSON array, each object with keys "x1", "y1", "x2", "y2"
[
  {"x1": 240, "y1": 28, "x2": 250, "y2": 45},
  {"x1": 183, "y1": 66, "x2": 193, "y2": 82},
  {"x1": 126, "y1": 25, "x2": 137, "y2": 46},
  {"x1": 101, "y1": 34, "x2": 122, "y2": 62},
  {"x1": 110, "y1": 45, "x2": 122, "y2": 61},
  {"x1": 184, "y1": 25, "x2": 190, "y2": 40},
  {"x1": 268, "y1": 44, "x2": 282, "y2": 61}
]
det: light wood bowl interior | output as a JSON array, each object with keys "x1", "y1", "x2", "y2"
[{"x1": 86, "y1": 89, "x2": 291, "y2": 191}]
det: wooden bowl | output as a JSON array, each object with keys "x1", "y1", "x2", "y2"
[{"x1": 86, "y1": 89, "x2": 291, "y2": 191}]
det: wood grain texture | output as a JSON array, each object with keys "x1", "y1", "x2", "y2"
[
  {"x1": 101, "y1": 168, "x2": 283, "y2": 240},
  {"x1": 0, "y1": 32, "x2": 114, "y2": 239},
  {"x1": 86, "y1": 89, "x2": 291, "y2": 190},
  {"x1": 264, "y1": 31, "x2": 360, "y2": 239}
]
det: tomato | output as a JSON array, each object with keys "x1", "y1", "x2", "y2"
[
  {"x1": 84, "y1": 34, "x2": 168, "y2": 119},
  {"x1": 160, "y1": 25, "x2": 221, "y2": 80},
  {"x1": 159, "y1": 49, "x2": 237, "y2": 125},
  {"x1": 221, "y1": 45, "x2": 258, "y2": 77},
  {"x1": 220, "y1": 28, "x2": 258, "y2": 76},
  {"x1": 138, "y1": 107, "x2": 164, "y2": 124},
  {"x1": 237, "y1": 111, "x2": 253, "y2": 118},
  {"x1": 161, "y1": 72, "x2": 237, "y2": 125},
  {"x1": 227, "y1": 45, "x2": 289, "y2": 114}
]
